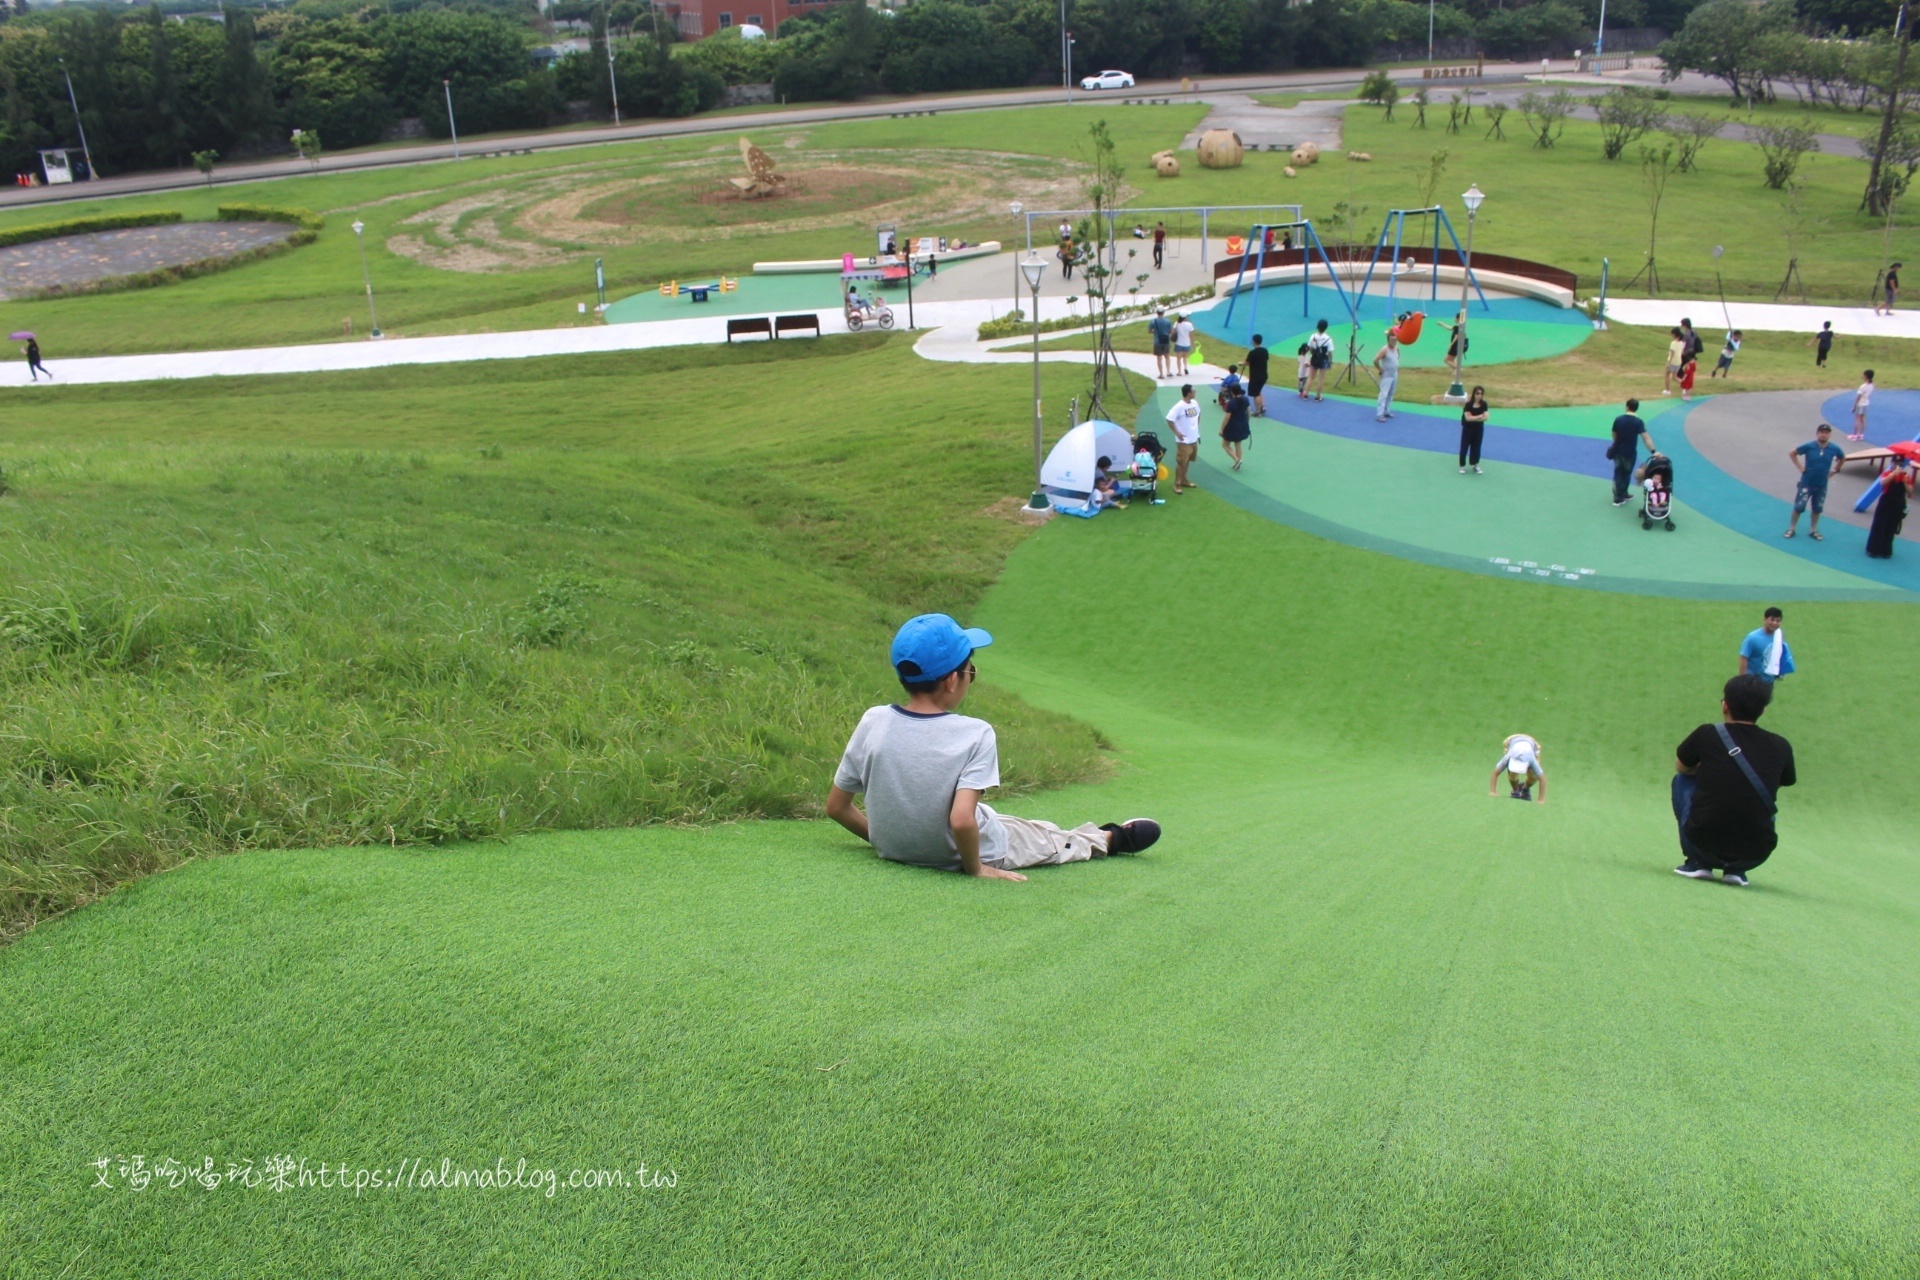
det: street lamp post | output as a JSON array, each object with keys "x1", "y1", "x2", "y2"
[
  {"x1": 1021, "y1": 255, "x2": 1050, "y2": 511},
  {"x1": 1445, "y1": 183, "x2": 1484, "y2": 402},
  {"x1": 351, "y1": 219, "x2": 383, "y2": 339},
  {"x1": 607, "y1": 28, "x2": 622, "y2": 125},
  {"x1": 443, "y1": 80, "x2": 461, "y2": 160}
]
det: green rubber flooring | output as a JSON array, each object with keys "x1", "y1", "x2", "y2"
[{"x1": 603, "y1": 273, "x2": 844, "y2": 324}]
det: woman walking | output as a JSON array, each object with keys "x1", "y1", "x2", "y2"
[
  {"x1": 1458, "y1": 385, "x2": 1489, "y2": 473},
  {"x1": 1219, "y1": 375, "x2": 1251, "y2": 471},
  {"x1": 23, "y1": 336, "x2": 49, "y2": 381},
  {"x1": 1866, "y1": 463, "x2": 1913, "y2": 559}
]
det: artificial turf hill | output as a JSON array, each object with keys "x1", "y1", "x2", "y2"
[{"x1": 4, "y1": 330, "x2": 1919, "y2": 1276}]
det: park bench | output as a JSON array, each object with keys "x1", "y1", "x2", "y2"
[
  {"x1": 726, "y1": 316, "x2": 773, "y2": 343},
  {"x1": 774, "y1": 313, "x2": 821, "y2": 338}
]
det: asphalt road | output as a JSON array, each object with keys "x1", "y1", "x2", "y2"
[{"x1": 0, "y1": 61, "x2": 1549, "y2": 210}]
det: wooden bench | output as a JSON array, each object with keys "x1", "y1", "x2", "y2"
[
  {"x1": 726, "y1": 316, "x2": 773, "y2": 343},
  {"x1": 1839, "y1": 446, "x2": 1895, "y2": 474},
  {"x1": 774, "y1": 313, "x2": 821, "y2": 338}
]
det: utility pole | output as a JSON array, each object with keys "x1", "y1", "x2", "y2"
[
  {"x1": 57, "y1": 60, "x2": 95, "y2": 180},
  {"x1": 443, "y1": 80, "x2": 461, "y2": 160},
  {"x1": 606, "y1": 20, "x2": 622, "y2": 125},
  {"x1": 1061, "y1": 0, "x2": 1071, "y2": 102},
  {"x1": 1866, "y1": 0, "x2": 1912, "y2": 215}
]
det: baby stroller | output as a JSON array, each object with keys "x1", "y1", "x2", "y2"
[
  {"x1": 1129, "y1": 430, "x2": 1168, "y2": 505},
  {"x1": 1638, "y1": 453, "x2": 1675, "y2": 531}
]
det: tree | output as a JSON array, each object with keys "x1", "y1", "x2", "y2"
[
  {"x1": 1596, "y1": 85, "x2": 1668, "y2": 159},
  {"x1": 1417, "y1": 147, "x2": 1448, "y2": 206},
  {"x1": 1662, "y1": 110, "x2": 1725, "y2": 171},
  {"x1": 1411, "y1": 85, "x2": 1428, "y2": 128},
  {"x1": 192, "y1": 147, "x2": 217, "y2": 185},
  {"x1": 219, "y1": 9, "x2": 275, "y2": 154},
  {"x1": 1635, "y1": 142, "x2": 1675, "y2": 294},
  {"x1": 1864, "y1": 0, "x2": 1913, "y2": 214},
  {"x1": 1752, "y1": 121, "x2": 1820, "y2": 187},
  {"x1": 140, "y1": 6, "x2": 188, "y2": 169},
  {"x1": 1078, "y1": 118, "x2": 1133, "y2": 419},
  {"x1": 1516, "y1": 89, "x2": 1574, "y2": 148},
  {"x1": 1483, "y1": 101, "x2": 1508, "y2": 139},
  {"x1": 1657, "y1": 0, "x2": 1794, "y2": 103}
]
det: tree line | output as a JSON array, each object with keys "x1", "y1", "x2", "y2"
[{"x1": 9, "y1": 0, "x2": 1907, "y2": 180}]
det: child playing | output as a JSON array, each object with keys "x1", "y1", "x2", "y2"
[
  {"x1": 1679, "y1": 355, "x2": 1698, "y2": 401},
  {"x1": 1710, "y1": 330, "x2": 1741, "y2": 379},
  {"x1": 1296, "y1": 343, "x2": 1311, "y2": 397},
  {"x1": 827, "y1": 615, "x2": 1162, "y2": 879},
  {"x1": 1851, "y1": 369, "x2": 1875, "y2": 440},
  {"x1": 1488, "y1": 734, "x2": 1546, "y2": 803},
  {"x1": 1091, "y1": 456, "x2": 1121, "y2": 509}
]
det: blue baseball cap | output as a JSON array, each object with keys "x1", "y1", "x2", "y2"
[{"x1": 890, "y1": 613, "x2": 993, "y2": 682}]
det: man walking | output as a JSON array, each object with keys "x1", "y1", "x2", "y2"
[
  {"x1": 1607, "y1": 397, "x2": 1655, "y2": 507},
  {"x1": 1245, "y1": 333, "x2": 1270, "y2": 416},
  {"x1": 1783, "y1": 424, "x2": 1844, "y2": 540},
  {"x1": 1166, "y1": 383, "x2": 1202, "y2": 492},
  {"x1": 1372, "y1": 328, "x2": 1401, "y2": 422},
  {"x1": 1152, "y1": 221, "x2": 1166, "y2": 270},
  {"x1": 1148, "y1": 308, "x2": 1173, "y2": 378},
  {"x1": 1738, "y1": 607, "x2": 1794, "y2": 682},
  {"x1": 1672, "y1": 675, "x2": 1796, "y2": 887}
]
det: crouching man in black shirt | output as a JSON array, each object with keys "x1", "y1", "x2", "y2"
[{"x1": 1673, "y1": 675, "x2": 1796, "y2": 887}]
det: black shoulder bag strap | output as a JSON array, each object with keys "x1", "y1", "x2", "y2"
[{"x1": 1714, "y1": 723, "x2": 1775, "y2": 815}]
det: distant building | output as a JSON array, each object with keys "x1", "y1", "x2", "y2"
[{"x1": 654, "y1": 0, "x2": 841, "y2": 40}]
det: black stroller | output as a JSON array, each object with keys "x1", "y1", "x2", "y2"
[
  {"x1": 1638, "y1": 453, "x2": 1675, "y2": 531},
  {"x1": 1130, "y1": 430, "x2": 1167, "y2": 505}
]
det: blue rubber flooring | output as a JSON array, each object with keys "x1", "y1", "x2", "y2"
[{"x1": 1819, "y1": 387, "x2": 1920, "y2": 442}]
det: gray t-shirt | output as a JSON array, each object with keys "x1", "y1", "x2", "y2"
[
  {"x1": 1378, "y1": 343, "x2": 1400, "y2": 375},
  {"x1": 833, "y1": 706, "x2": 1008, "y2": 869}
]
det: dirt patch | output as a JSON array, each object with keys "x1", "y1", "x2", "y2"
[
  {"x1": 386, "y1": 147, "x2": 1090, "y2": 274},
  {"x1": 0, "y1": 222, "x2": 299, "y2": 300}
]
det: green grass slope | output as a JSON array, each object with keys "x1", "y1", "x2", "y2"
[
  {"x1": 4, "y1": 468, "x2": 1918, "y2": 1275},
  {"x1": 0, "y1": 336, "x2": 1106, "y2": 937}
]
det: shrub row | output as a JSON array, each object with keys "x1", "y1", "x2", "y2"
[
  {"x1": 978, "y1": 284, "x2": 1217, "y2": 342},
  {"x1": 218, "y1": 203, "x2": 325, "y2": 232},
  {"x1": 0, "y1": 210, "x2": 182, "y2": 249}
]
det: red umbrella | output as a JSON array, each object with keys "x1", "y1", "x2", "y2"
[
  {"x1": 1887, "y1": 441, "x2": 1920, "y2": 464},
  {"x1": 9, "y1": 331, "x2": 33, "y2": 341}
]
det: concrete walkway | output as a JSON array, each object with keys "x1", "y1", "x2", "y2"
[
  {"x1": 1602, "y1": 298, "x2": 1920, "y2": 339},
  {"x1": 6, "y1": 286, "x2": 1917, "y2": 390},
  {"x1": 1177, "y1": 94, "x2": 1349, "y2": 153}
]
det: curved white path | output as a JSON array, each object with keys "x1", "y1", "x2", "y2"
[{"x1": 2, "y1": 294, "x2": 1915, "y2": 390}]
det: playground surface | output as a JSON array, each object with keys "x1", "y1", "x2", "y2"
[{"x1": 1145, "y1": 383, "x2": 1920, "y2": 602}]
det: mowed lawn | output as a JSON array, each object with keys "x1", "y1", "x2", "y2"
[{"x1": 4, "y1": 337, "x2": 1920, "y2": 1273}]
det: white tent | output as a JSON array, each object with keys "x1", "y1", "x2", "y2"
[{"x1": 1041, "y1": 419, "x2": 1134, "y2": 511}]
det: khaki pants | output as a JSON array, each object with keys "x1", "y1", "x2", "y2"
[
  {"x1": 982, "y1": 806, "x2": 1110, "y2": 870},
  {"x1": 1175, "y1": 441, "x2": 1198, "y2": 487}
]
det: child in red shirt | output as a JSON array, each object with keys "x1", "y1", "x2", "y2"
[{"x1": 1679, "y1": 356, "x2": 1698, "y2": 401}]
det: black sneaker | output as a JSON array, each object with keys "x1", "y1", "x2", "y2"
[
  {"x1": 1100, "y1": 818, "x2": 1161, "y2": 855},
  {"x1": 1722, "y1": 870, "x2": 1750, "y2": 887},
  {"x1": 1674, "y1": 863, "x2": 1714, "y2": 879}
]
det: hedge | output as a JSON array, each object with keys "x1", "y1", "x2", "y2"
[
  {"x1": 0, "y1": 210, "x2": 182, "y2": 249},
  {"x1": 977, "y1": 283, "x2": 1217, "y2": 342},
  {"x1": 217, "y1": 204, "x2": 325, "y2": 232}
]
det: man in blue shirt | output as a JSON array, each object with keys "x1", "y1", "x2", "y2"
[
  {"x1": 1783, "y1": 422, "x2": 1846, "y2": 540},
  {"x1": 1607, "y1": 398, "x2": 1656, "y2": 507},
  {"x1": 1148, "y1": 308, "x2": 1174, "y2": 379},
  {"x1": 1738, "y1": 607, "x2": 1794, "y2": 682}
]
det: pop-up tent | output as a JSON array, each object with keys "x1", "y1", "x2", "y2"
[{"x1": 1042, "y1": 419, "x2": 1135, "y2": 515}]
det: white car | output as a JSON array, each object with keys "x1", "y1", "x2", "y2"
[{"x1": 1080, "y1": 70, "x2": 1135, "y2": 90}]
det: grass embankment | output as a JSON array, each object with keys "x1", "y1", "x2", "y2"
[
  {"x1": 5, "y1": 452, "x2": 1920, "y2": 1274},
  {"x1": 0, "y1": 335, "x2": 1108, "y2": 940}
]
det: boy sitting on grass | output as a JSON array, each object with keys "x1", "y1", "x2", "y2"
[{"x1": 826, "y1": 614, "x2": 1160, "y2": 882}]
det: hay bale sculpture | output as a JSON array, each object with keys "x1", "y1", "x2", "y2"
[
  {"x1": 729, "y1": 137, "x2": 788, "y2": 199},
  {"x1": 1196, "y1": 129, "x2": 1244, "y2": 169},
  {"x1": 1151, "y1": 149, "x2": 1180, "y2": 177},
  {"x1": 1290, "y1": 141, "x2": 1320, "y2": 166}
]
